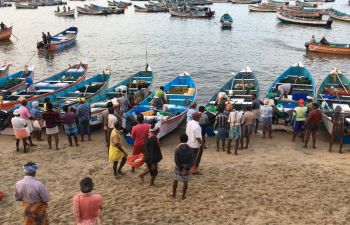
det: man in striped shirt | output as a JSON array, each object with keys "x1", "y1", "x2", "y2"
[
  {"x1": 77, "y1": 98, "x2": 91, "y2": 142},
  {"x1": 214, "y1": 106, "x2": 228, "y2": 152}
]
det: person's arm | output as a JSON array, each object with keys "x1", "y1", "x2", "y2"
[
  {"x1": 72, "y1": 195, "x2": 82, "y2": 223},
  {"x1": 38, "y1": 183, "x2": 50, "y2": 203},
  {"x1": 115, "y1": 143, "x2": 128, "y2": 157},
  {"x1": 175, "y1": 149, "x2": 181, "y2": 170},
  {"x1": 14, "y1": 184, "x2": 22, "y2": 201},
  {"x1": 195, "y1": 127, "x2": 203, "y2": 146},
  {"x1": 131, "y1": 127, "x2": 136, "y2": 139},
  {"x1": 213, "y1": 116, "x2": 218, "y2": 129}
]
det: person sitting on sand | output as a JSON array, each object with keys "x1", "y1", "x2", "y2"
[
  {"x1": 139, "y1": 123, "x2": 163, "y2": 186},
  {"x1": 304, "y1": 103, "x2": 322, "y2": 149},
  {"x1": 109, "y1": 121, "x2": 128, "y2": 177},
  {"x1": 61, "y1": 105, "x2": 79, "y2": 147},
  {"x1": 42, "y1": 103, "x2": 60, "y2": 150},
  {"x1": 11, "y1": 109, "x2": 30, "y2": 153},
  {"x1": 186, "y1": 112, "x2": 203, "y2": 175},
  {"x1": 214, "y1": 105, "x2": 228, "y2": 152},
  {"x1": 173, "y1": 134, "x2": 193, "y2": 200},
  {"x1": 72, "y1": 177, "x2": 104, "y2": 225},
  {"x1": 240, "y1": 106, "x2": 254, "y2": 149},
  {"x1": 15, "y1": 162, "x2": 50, "y2": 225}
]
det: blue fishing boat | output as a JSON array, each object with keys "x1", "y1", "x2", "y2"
[
  {"x1": 220, "y1": 13, "x2": 233, "y2": 28},
  {"x1": 266, "y1": 62, "x2": 315, "y2": 119},
  {"x1": 0, "y1": 63, "x2": 88, "y2": 111},
  {"x1": 37, "y1": 27, "x2": 78, "y2": 52},
  {"x1": 0, "y1": 65, "x2": 35, "y2": 95},
  {"x1": 124, "y1": 72, "x2": 196, "y2": 139},
  {"x1": 89, "y1": 68, "x2": 153, "y2": 128},
  {"x1": 206, "y1": 66, "x2": 260, "y2": 114}
]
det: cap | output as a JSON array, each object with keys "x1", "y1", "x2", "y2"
[{"x1": 13, "y1": 109, "x2": 20, "y2": 116}]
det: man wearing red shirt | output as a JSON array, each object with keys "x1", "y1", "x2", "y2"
[{"x1": 304, "y1": 103, "x2": 323, "y2": 149}]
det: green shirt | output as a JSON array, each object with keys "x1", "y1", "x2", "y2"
[{"x1": 295, "y1": 106, "x2": 307, "y2": 121}]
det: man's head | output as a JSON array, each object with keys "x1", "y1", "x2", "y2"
[
  {"x1": 138, "y1": 86, "x2": 142, "y2": 91},
  {"x1": 108, "y1": 107, "x2": 114, "y2": 114},
  {"x1": 251, "y1": 93, "x2": 257, "y2": 100},
  {"x1": 106, "y1": 101, "x2": 113, "y2": 108},
  {"x1": 245, "y1": 106, "x2": 252, "y2": 112},
  {"x1": 21, "y1": 100, "x2": 27, "y2": 106},
  {"x1": 114, "y1": 120, "x2": 121, "y2": 130},
  {"x1": 80, "y1": 177, "x2": 94, "y2": 193},
  {"x1": 46, "y1": 102, "x2": 53, "y2": 111},
  {"x1": 122, "y1": 90, "x2": 127, "y2": 95},
  {"x1": 191, "y1": 102, "x2": 197, "y2": 109},
  {"x1": 137, "y1": 114, "x2": 144, "y2": 124},
  {"x1": 312, "y1": 102, "x2": 319, "y2": 110},
  {"x1": 180, "y1": 133, "x2": 188, "y2": 143},
  {"x1": 32, "y1": 101, "x2": 39, "y2": 108},
  {"x1": 44, "y1": 98, "x2": 50, "y2": 103},
  {"x1": 160, "y1": 86, "x2": 164, "y2": 91},
  {"x1": 299, "y1": 99, "x2": 304, "y2": 107},
  {"x1": 63, "y1": 105, "x2": 69, "y2": 112},
  {"x1": 23, "y1": 162, "x2": 38, "y2": 176},
  {"x1": 199, "y1": 106, "x2": 205, "y2": 113},
  {"x1": 217, "y1": 105, "x2": 224, "y2": 113}
]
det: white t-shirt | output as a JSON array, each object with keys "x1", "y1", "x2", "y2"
[
  {"x1": 228, "y1": 110, "x2": 243, "y2": 128},
  {"x1": 261, "y1": 105, "x2": 273, "y2": 118},
  {"x1": 278, "y1": 83, "x2": 292, "y2": 96},
  {"x1": 186, "y1": 120, "x2": 202, "y2": 149},
  {"x1": 11, "y1": 117, "x2": 27, "y2": 130},
  {"x1": 107, "y1": 114, "x2": 118, "y2": 129}
]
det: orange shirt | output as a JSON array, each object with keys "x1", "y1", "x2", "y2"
[{"x1": 72, "y1": 192, "x2": 103, "y2": 223}]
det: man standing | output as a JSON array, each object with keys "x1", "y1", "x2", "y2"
[
  {"x1": 304, "y1": 103, "x2": 322, "y2": 149},
  {"x1": 261, "y1": 100, "x2": 273, "y2": 139},
  {"x1": 76, "y1": 98, "x2": 91, "y2": 142},
  {"x1": 186, "y1": 112, "x2": 202, "y2": 175},
  {"x1": 15, "y1": 162, "x2": 50, "y2": 225},
  {"x1": 118, "y1": 90, "x2": 130, "y2": 115},
  {"x1": 135, "y1": 86, "x2": 145, "y2": 105},
  {"x1": 42, "y1": 103, "x2": 60, "y2": 150},
  {"x1": 214, "y1": 106, "x2": 228, "y2": 152},
  {"x1": 19, "y1": 100, "x2": 36, "y2": 147},
  {"x1": 251, "y1": 93, "x2": 263, "y2": 134},
  {"x1": 241, "y1": 106, "x2": 254, "y2": 149},
  {"x1": 198, "y1": 106, "x2": 209, "y2": 149},
  {"x1": 109, "y1": 122, "x2": 128, "y2": 177},
  {"x1": 186, "y1": 102, "x2": 197, "y2": 122},
  {"x1": 227, "y1": 105, "x2": 243, "y2": 155},
  {"x1": 173, "y1": 134, "x2": 193, "y2": 200},
  {"x1": 329, "y1": 105, "x2": 348, "y2": 153},
  {"x1": 11, "y1": 109, "x2": 30, "y2": 153},
  {"x1": 61, "y1": 105, "x2": 79, "y2": 147},
  {"x1": 292, "y1": 99, "x2": 307, "y2": 142}
]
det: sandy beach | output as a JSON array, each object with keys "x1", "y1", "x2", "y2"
[{"x1": 1, "y1": 126, "x2": 350, "y2": 225}]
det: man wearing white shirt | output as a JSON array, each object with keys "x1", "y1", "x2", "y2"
[{"x1": 186, "y1": 112, "x2": 202, "y2": 175}]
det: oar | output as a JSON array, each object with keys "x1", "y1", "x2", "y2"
[
  {"x1": 83, "y1": 84, "x2": 89, "y2": 96},
  {"x1": 319, "y1": 93, "x2": 331, "y2": 111},
  {"x1": 11, "y1": 32, "x2": 19, "y2": 41},
  {"x1": 336, "y1": 73, "x2": 349, "y2": 95}
]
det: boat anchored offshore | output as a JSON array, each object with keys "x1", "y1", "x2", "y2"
[
  {"x1": 220, "y1": 13, "x2": 233, "y2": 28},
  {"x1": 37, "y1": 27, "x2": 78, "y2": 52}
]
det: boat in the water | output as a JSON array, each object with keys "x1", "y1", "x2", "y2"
[
  {"x1": 134, "y1": 4, "x2": 168, "y2": 12},
  {"x1": 15, "y1": 3, "x2": 38, "y2": 9},
  {"x1": 267, "y1": 0, "x2": 288, "y2": 6},
  {"x1": 0, "y1": 64, "x2": 10, "y2": 78},
  {"x1": 295, "y1": 0, "x2": 317, "y2": 8},
  {"x1": 220, "y1": 13, "x2": 233, "y2": 28},
  {"x1": 108, "y1": 0, "x2": 132, "y2": 8},
  {"x1": 327, "y1": 8, "x2": 350, "y2": 22},
  {"x1": 206, "y1": 67, "x2": 260, "y2": 114},
  {"x1": 0, "y1": 26, "x2": 13, "y2": 41},
  {"x1": 37, "y1": 27, "x2": 78, "y2": 52},
  {"x1": 317, "y1": 68, "x2": 350, "y2": 143},
  {"x1": 77, "y1": 6, "x2": 108, "y2": 15},
  {"x1": 0, "y1": 2, "x2": 12, "y2": 7},
  {"x1": 54, "y1": 9, "x2": 75, "y2": 17},
  {"x1": 277, "y1": 6, "x2": 323, "y2": 19},
  {"x1": 90, "y1": 69, "x2": 153, "y2": 129},
  {"x1": 305, "y1": 41, "x2": 350, "y2": 55},
  {"x1": 0, "y1": 65, "x2": 35, "y2": 95},
  {"x1": 231, "y1": 0, "x2": 261, "y2": 4},
  {"x1": 248, "y1": 3, "x2": 277, "y2": 12},
  {"x1": 169, "y1": 7, "x2": 214, "y2": 18},
  {"x1": 89, "y1": 4, "x2": 125, "y2": 14},
  {"x1": 277, "y1": 12, "x2": 333, "y2": 27},
  {"x1": 266, "y1": 62, "x2": 315, "y2": 118},
  {"x1": 0, "y1": 63, "x2": 87, "y2": 111},
  {"x1": 124, "y1": 72, "x2": 196, "y2": 139}
]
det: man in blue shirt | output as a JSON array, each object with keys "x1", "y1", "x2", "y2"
[{"x1": 76, "y1": 98, "x2": 91, "y2": 142}]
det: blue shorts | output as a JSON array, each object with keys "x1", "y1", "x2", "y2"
[
  {"x1": 293, "y1": 121, "x2": 305, "y2": 132},
  {"x1": 200, "y1": 125, "x2": 208, "y2": 136},
  {"x1": 216, "y1": 127, "x2": 227, "y2": 140}
]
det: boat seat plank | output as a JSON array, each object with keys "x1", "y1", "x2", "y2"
[
  {"x1": 233, "y1": 78, "x2": 255, "y2": 81},
  {"x1": 171, "y1": 85, "x2": 188, "y2": 87},
  {"x1": 276, "y1": 82, "x2": 313, "y2": 87}
]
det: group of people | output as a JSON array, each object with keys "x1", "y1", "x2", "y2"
[
  {"x1": 11, "y1": 98, "x2": 92, "y2": 152},
  {"x1": 56, "y1": 5, "x2": 71, "y2": 12},
  {"x1": 39, "y1": 32, "x2": 52, "y2": 48},
  {"x1": 310, "y1": 35, "x2": 329, "y2": 46}
]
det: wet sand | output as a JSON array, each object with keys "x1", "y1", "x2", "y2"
[{"x1": 1, "y1": 126, "x2": 350, "y2": 225}]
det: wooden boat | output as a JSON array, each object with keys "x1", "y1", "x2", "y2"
[
  {"x1": 231, "y1": 0, "x2": 261, "y2": 4},
  {"x1": 37, "y1": 73, "x2": 110, "y2": 109},
  {"x1": 277, "y1": 12, "x2": 333, "y2": 27},
  {"x1": 0, "y1": 26, "x2": 12, "y2": 41},
  {"x1": 90, "y1": 4, "x2": 125, "y2": 14},
  {"x1": 54, "y1": 9, "x2": 75, "y2": 17},
  {"x1": 266, "y1": 62, "x2": 315, "y2": 118},
  {"x1": 327, "y1": 8, "x2": 350, "y2": 22},
  {"x1": 267, "y1": 0, "x2": 288, "y2": 6},
  {"x1": 108, "y1": 0, "x2": 131, "y2": 8},
  {"x1": 220, "y1": 13, "x2": 233, "y2": 28},
  {"x1": 124, "y1": 72, "x2": 196, "y2": 139},
  {"x1": 0, "y1": 64, "x2": 10, "y2": 78},
  {"x1": 248, "y1": 3, "x2": 277, "y2": 12},
  {"x1": 206, "y1": 67, "x2": 260, "y2": 114},
  {"x1": 169, "y1": 8, "x2": 214, "y2": 18},
  {"x1": 304, "y1": 0, "x2": 334, "y2": 2},
  {"x1": 77, "y1": 6, "x2": 108, "y2": 15},
  {"x1": 37, "y1": 27, "x2": 78, "y2": 52},
  {"x1": 295, "y1": 0, "x2": 317, "y2": 8},
  {"x1": 134, "y1": 5, "x2": 168, "y2": 12},
  {"x1": 0, "y1": 2, "x2": 12, "y2": 7},
  {"x1": 90, "y1": 69, "x2": 153, "y2": 129},
  {"x1": 0, "y1": 63, "x2": 87, "y2": 111},
  {"x1": 317, "y1": 68, "x2": 350, "y2": 143},
  {"x1": 0, "y1": 65, "x2": 35, "y2": 94},
  {"x1": 15, "y1": 3, "x2": 38, "y2": 9},
  {"x1": 277, "y1": 7, "x2": 323, "y2": 19},
  {"x1": 305, "y1": 42, "x2": 350, "y2": 55}
]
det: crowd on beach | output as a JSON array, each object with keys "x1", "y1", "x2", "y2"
[{"x1": 8, "y1": 82, "x2": 349, "y2": 224}]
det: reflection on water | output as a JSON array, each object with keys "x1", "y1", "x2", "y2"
[{"x1": 0, "y1": 1, "x2": 350, "y2": 103}]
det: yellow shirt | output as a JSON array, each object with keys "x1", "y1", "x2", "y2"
[
  {"x1": 110, "y1": 128, "x2": 123, "y2": 147},
  {"x1": 295, "y1": 106, "x2": 307, "y2": 121}
]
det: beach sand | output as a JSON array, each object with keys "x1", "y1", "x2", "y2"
[{"x1": 1, "y1": 126, "x2": 350, "y2": 225}]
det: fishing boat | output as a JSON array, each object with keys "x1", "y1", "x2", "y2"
[
  {"x1": 0, "y1": 2, "x2": 12, "y2": 7},
  {"x1": 0, "y1": 26, "x2": 12, "y2": 41},
  {"x1": 37, "y1": 27, "x2": 78, "y2": 52},
  {"x1": 327, "y1": 8, "x2": 350, "y2": 22},
  {"x1": 77, "y1": 6, "x2": 108, "y2": 15},
  {"x1": 15, "y1": 3, "x2": 38, "y2": 9},
  {"x1": 54, "y1": 9, "x2": 75, "y2": 17},
  {"x1": 317, "y1": 68, "x2": 350, "y2": 143},
  {"x1": 266, "y1": 62, "x2": 315, "y2": 119},
  {"x1": 108, "y1": 0, "x2": 131, "y2": 8},
  {"x1": 206, "y1": 67, "x2": 260, "y2": 115},
  {"x1": 267, "y1": 0, "x2": 288, "y2": 6},
  {"x1": 124, "y1": 72, "x2": 196, "y2": 139},
  {"x1": 169, "y1": 7, "x2": 215, "y2": 18},
  {"x1": 0, "y1": 65, "x2": 35, "y2": 94},
  {"x1": 248, "y1": 3, "x2": 277, "y2": 12},
  {"x1": 295, "y1": 0, "x2": 317, "y2": 8},
  {"x1": 0, "y1": 63, "x2": 87, "y2": 111},
  {"x1": 0, "y1": 64, "x2": 10, "y2": 78},
  {"x1": 90, "y1": 69, "x2": 153, "y2": 129},
  {"x1": 277, "y1": 7, "x2": 323, "y2": 19},
  {"x1": 134, "y1": 4, "x2": 168, "y2": 12},
  {"x1": 277, "y1": 12, "x2": 333, "y2": 27},
  {"x1": 305, "y1": 41, "x2": 350, "y2": 55},
  {"x1": 231, "y1": 0, "x2": 261, "y2": 4},
  {"x1": 90, "y1": 4, "x2": 125, "y2": 14},
  {"x1": 220, "y1": 13, "x2": 233, "y2": 28}
]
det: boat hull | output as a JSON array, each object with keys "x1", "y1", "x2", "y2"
[
  {"x1": 55, "y1": 9, "x2": 75, "y2": 17},
  {"x1": 169, "y1": 9, "x2": 215, "y2": 18},
  {"x1": 306, "y1": 43, "x2": 350, "y2": 55},
  {"x1": 0, "y1": 26, "x2": 12, "y2": 41},
  {"x1": 37, "y1": 27, "x2": 78, "y2": 52},
  {"x1": 0, "y1": 66, "x2": 35, "y2": 94},
  {"x1": 0, "y1": 64, "x2": 10, "y2": 78},
  {"x1": 232, "y1": 0, "x2": 261, "y2": 4},
  {"x1": 248, "y1": 4, "x2": 276, "y2": 12},
  {"x1": 277, "y1": 13, "x2": 332, "y2": 27}
]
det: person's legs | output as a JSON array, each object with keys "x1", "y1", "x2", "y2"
[
  {"x1": 172, "y1": 180, "x2": 178, "y2": 198},
  {"x1": 87, "y1": 122, "x2": 91, "y2": 141},
  {"x1": 73, "y1": 135, "x2": 79, "y2": 146},
  {"x1": 113, "y1": 161, "x2": 118, "y2": 176},
  {"x1": 28, "y1": 136, "x2": 36, "y2": 146},
  {"x1": 235, "y1": 140, "x2": 239, "y2": 155},
  {"x1": 304, "y1": 129, "x2": 311, "y2": 148},
  {"x1": 216, "y1": 137, "x2": 219, "y2": 151},
  {"x1": 202, "y1": 135, "x2": 206, "y2": 149},
  {"x1": 67, "y1": 135, "x2": 73, "y2": 146},
  {"x1": 221, "y1": 139, "x2": 226, "y2": 151},
  {"x1": 54, "y1": 133, "x2": 59, "y2": 150},
  {"x1": 38, "y1": 129, "x2": 42, "y2": 141},
  {"x1": 16, "y1": 139, "x2": 20, "y2": 152},
  {"x1": 268, "y1": 125, "x2": 272, "y2": 138},
  {"x1": 80, "y1": 123, "x2": 84, "y2": 142},
  {"x1": 227, "y1": 139, "x2": 232, "y2": 154},
  {"x1": 312, "y1": 130, "x2": 317, "y2": 148},
  {"x1": 329, "y1": 132, "x2": 335, "y2": 152},
  {"x1": 150, "y1": 164, "x2": 158, "y2": 186},
  {"x1": 23, "y1": 138, "x2": 28, "y2": 153},
  {"x1": 117, "y1": 156, "x2": 127, "y2": 174},
  {"x1": 262, "y1": 127, "x2": 266, "y2": 138},
  {"x1": 194, "y1": 147, "x2": 203, "y2": 169},
  {"x1": 182, "y1": 181, "x2": 188, "y2": 200},
  {"x1": 255, "y1": 119, "x2": 259, "y2": 134},
  {"x1": 339, "y1": 135, "x2": 344, "y2": 153},
  {"x1": 104, "y1": 130, "x2": 108, "y2": 146},
  {"x1": 245, "y1": 136, "x2": 250, "y2": 148},
  {"x1": 47, "y1": 134, "x2": 52, "y2": 149}
]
